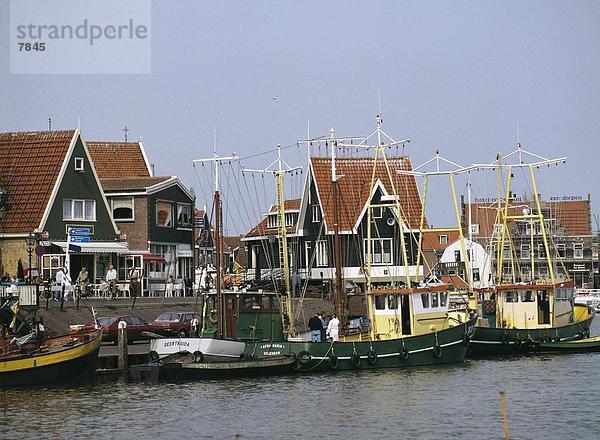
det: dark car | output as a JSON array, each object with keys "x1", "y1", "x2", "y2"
[
  {"x1": 148, "y1": 311, "x2": 201, "y2": 338},
  {"x1": 72, "y1": 315, "x2": 151, "y2": 344}
]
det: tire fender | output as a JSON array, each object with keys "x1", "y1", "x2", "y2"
[
  {"x1": 193, "y1": 351, "x2": 204, "y2": 363},
  {"x1": 367, "y1": 348, "x2": 377, "y2": 365}
]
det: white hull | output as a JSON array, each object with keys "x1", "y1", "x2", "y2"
[{"x1": 149, "y1": 337, "x2": 246, "y2": 361}]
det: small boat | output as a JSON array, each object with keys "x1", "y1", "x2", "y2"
[
  {"x1": 574, "y1": 289, "x2": 600, "y2": 313},
  {"x1": 537, "y1": 335, "x2": 600, "y2": 353},
  {"x1": 0, "y1": 329, "x2": 102, "y2": 388}
]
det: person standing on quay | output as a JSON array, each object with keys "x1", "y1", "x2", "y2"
[
  {"x1": 128, "y1": 265, "x2": 141, "y2": 309},
  {"x1": 308, "y1": 313, "x2": 323, "y2": 342},
  {"x1": 106, "y1": 264, "x2": 117, "y2": 300}
]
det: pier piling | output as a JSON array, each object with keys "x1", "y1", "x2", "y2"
[{"x1": 117, "y1": 321, "x2": 129, "y2": 376}]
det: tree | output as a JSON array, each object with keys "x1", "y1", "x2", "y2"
[{"x1": 17, "y1": 258, "x2": 24, "y2": 280}]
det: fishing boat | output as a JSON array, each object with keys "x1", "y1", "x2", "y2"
[
  {"x1": 0, "y1": 328, "x2": 102, "y2": 388},
  {"x1": 246, "y1": 114, "x2": 477, "y2": 371},
  {"x1": 468, "y1": 146, "x2": 595, "y2": 356},
  {"x1": 536, "y1": 335, "x2": 600, "y2": 353}
]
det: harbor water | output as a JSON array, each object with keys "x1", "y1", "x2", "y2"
[{"x1": 2, "y1": 320, "x2": 599, "y2": 439}]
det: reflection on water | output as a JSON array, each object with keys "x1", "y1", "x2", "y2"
[{"x1": 2, "y1": 321, "x2": 600, "y2": 439}]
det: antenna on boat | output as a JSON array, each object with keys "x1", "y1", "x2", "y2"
[
  {"x1": 242, "y1": 145, "x2": 302, "y2": 339},
  {"x1": 193, "y1": 144, "x2": 239, "y2": 338}
]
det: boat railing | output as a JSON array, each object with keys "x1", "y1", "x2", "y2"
[{"x1": 0, "y1": 284, "x2": 38, "y2": 306}]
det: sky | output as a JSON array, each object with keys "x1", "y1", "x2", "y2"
[{"x1": 1, "y1": 1, "x2": 599, "y2": 235}]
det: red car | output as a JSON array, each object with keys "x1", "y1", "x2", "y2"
[
  {"x1": 148, "y1": 311, "x2": 201, "y2": 338},
  {"x1": 72, "y1": 315, "x2": 151, "y2": 344}
]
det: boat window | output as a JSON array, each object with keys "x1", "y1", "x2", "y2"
[
  {"x1": 388, "y1": 294, "x2": 398, "y2": 309},
  {"x1": 375, "y1": 295, "x2": 386, "y2": 310},
  {"x1": 505, "y1": 291, "x2": 518, "y2": 303},
  {"x1": 243, "y1": 297, "x2": 254, "y2": 309},
  {"x1": 439, "y1": 292, "x2": 448, "y2": 307},
  {"x1": 520, "y1": 291, "x2": 535, "y2": 302},
  {"x1": 431, "y1": 292, "x2": 439, "y2": 308},
  {"x1": 556, "y1": 288, "x2": 573, "y2": 301},
  {"x1": 421, "y1": 293, "x2": 430, "y2": 308}
]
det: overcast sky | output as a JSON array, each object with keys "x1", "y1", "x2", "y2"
[{"x1": 2, "y1": 1, "x2": 599, "y2": 234}]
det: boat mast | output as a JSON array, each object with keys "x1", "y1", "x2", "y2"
[
  {"x1": 193, "y1": 146, "x2": 239, "y2": 338},
  {"x1": 330, "y1": 128, "x2": 346, "y2": 335},
  {"x1": 243, "y1": 145, "x2": 301, "y2": 339}
]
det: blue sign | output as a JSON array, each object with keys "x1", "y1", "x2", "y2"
[
  {"x1": 68, "y1": 227, "x2": 91, "y2": 236},
  {"x1": 70, "y1": 236, "x2": 90, "y2": 243},
  {"x1": 68, "y1": 244, "x2": 82, "y2": 252}
]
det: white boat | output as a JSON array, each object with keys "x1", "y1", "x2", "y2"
[
  {"x1": 149, "y1": 337, "x2": 245, "y2": 362},
  {"x1": 575, "y1": 289, "x2": 600, "y2": 313}
]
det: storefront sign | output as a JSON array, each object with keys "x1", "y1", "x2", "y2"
[
  {"x1": 70, "y1": 236, "x2": 91, "y2": 243},
  {"x1": 68, "y1": 227, "x2": 91, "y2": 236},
  {"x1": 178, "y1": 250, "x2": 193, "y2": 258}
]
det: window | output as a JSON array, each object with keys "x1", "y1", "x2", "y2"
[
  {"x1": 521, "y1": 244, "x2": 530, "y2": 260},
  {"x1": 472, "y1": 268, "x2": 480, "y2": 282},
  {"x1": 311, "y1": 205, "x2": 321, "y2": 222},
  {"x1": 440, "y1": 292, "x2": 447, "y2": 307},
  {"x1": 285, "y1": 212, "x2": 297, "y2": 227},
  {"x1": 493, "y1": 224, "x2": 503, "y2": 236},
  {"x1": 304, "y1": 242, "x2": 311, "y2": 269},
  {"x1": 539, "y1": 266, "x2": 549, "y2": 277},
  {"x1": 364, "y1": 239, "x2": 393, "y2": 265},
  {"x1": 439, "y1": 235, "x2": 448, "y2": 245},
  {"x1": 431, "y1": 292, "x2": 439, "y2": 308},
  {"x1": 505, "y1": 291, "x2": 518, "y2": 303},
  {"x1": 538, "y1": 244, "x2": 547, "y2": 259},
  {"x1": 556, "y1": 243, "x2": 566, "y2": 258},
  {"x1": 42, "y1": 254, "x2": 66, "y2": 280},
  {"x1": 388, "y1": 294, "x2": 398, "y2": 309},
  {"x1": 372, "y1": 206, "x2": 383, "y2": 218},
  {"x1": 177, "y1": 203, "x2": 192, "y2": 227},
  {"x1": 573, "y1": 243, "x2": 584, "y2": 259},
  {"x1": 267, "y1": 214, "x2": 277, "y2": 229},
  {"x1": 520, "y1": 291, "x2": 535, "y2": 302},
  {"x1": 111, "y1": 197, "x2": 134, "y2": 221},
  {"x1": 74, "y1": 157, "x2": 84, "y2": 171},
  {"x1": 470, "y1": 224, "x2": 479, "y2": 235},
  {"x1": 156, "y1": 201, "x2": 173, "y2": 227},
  {"x1": 421, "y1": 293, "x2": 430, "y2": 308},
  {"x1": 316, "y1": 240, "x2": 328, "y2": 267},
  {"x1": 375, "y1": 295, "x2": 386, "y2": 310},
  {"x1": 454, "y1": 250, "x2": 461, "y2": 262},
  {"x1": 62, "y1": 199, "x2": 96, "y2": 221}
]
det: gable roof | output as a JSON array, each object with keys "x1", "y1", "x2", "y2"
[
  {"x1": 244, "y1": 198, "x2": 301, "y2": 238},
  {"x1": 308, "y1": 156, "x2": 424, "y2": 233},
  {"x1": 100, "y1": 176, "x2": 172, "y2": 192},
  {"x1": 422, "y1": 229, "x2": 461, "y2": 251},
  {"x1": 87, "y1": 141, "x2": 152, "y2": 179},
  {"x1": 0, "y1": 130, "x2": 77, "y2": 233}
]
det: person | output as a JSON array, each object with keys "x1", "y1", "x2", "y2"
[
  {"x1": 291, "y1": 270, "x2": 301, "y2": 296},
  {"x1": 106, "y1": 264, "x2": 117, "y2": 300},
  {"x1": 62, "y1": 268, "x2": 73, "y2": 301},
  {"x1": 76, "y1": 267, "x2": 89, "y2": 299},
  {"x1": 326, "y1": 313, "x2": 340, "y2": 342},
  {"x1": 54, "y1": 267, "x2": 65, "y2": 301},
  {"x1": 318, "y1": 313, "x2": 326, "y2": 343},
  {"x1": 166, "y1": 275, "x2": 175, "y2": 297},
  {"x1": 128, "y1": 265, "x2": 141, "y2": 309},
  {"x1": 308, "y1": 313, "x2": 323, "y2": 342}
]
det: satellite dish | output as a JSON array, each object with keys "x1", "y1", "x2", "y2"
[{"x1": 386, "y1": 217, "x2": 396, "y2": 226}]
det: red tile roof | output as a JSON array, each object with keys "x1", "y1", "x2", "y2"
[
  {"x1": 310, "y1": 156, "x2": 424, "y2": 232},
  {"x1": 245, "y1": 198, "x2": 301, "y2": 238},
  {"x1": 422, "y1": 230, "x2": 461, "y2": 250},
  {"x1": 100, "y1": 176, "x2": 171, "y2": 192},
  {"x1": 0, "y1": 130, "x2": 76, "y2": 233},
  {"x1": 87, "y1": 141, "x2": 150, "y2": 179}
]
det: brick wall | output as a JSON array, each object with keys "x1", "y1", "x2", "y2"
[
  {"x1": 0, "y1": 238, "x2": 28, "y2": 278},
  {"x1": 113, "y1": 196, "x2": 149, "y2": 251}
]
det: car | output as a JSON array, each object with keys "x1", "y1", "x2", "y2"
[
  {"x1": 147, "y1": 311, "x2": 201, "y2": 338},
  {"x1": 71, "y1": 315, "x2": 151, "y2": 344}
]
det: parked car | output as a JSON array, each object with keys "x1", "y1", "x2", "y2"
[
  {"x1": 71, "y1": 315, "x2": 151, "y2": 344},
  {"x1": 148, "y1": 311, "x2": 201, "y2": 338}
]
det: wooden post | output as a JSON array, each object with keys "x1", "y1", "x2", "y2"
[
  {"x1": 117, "y1": 320, "x2": 128, "y2": 376},
  {"x1": 499, "y1": 390, "x2": 510, "y2": 440}
]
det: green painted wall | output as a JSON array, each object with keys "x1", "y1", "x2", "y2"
[{"x1": 44, "y1": 135, "x2": 117, "y2": 241}]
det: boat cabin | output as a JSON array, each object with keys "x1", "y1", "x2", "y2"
[
  {"x1": 366, "y1": 285, "x2": 454, "y2": 340},
  {"x1": 481, "y1": 280, "x2": 576, "y2": 329}
]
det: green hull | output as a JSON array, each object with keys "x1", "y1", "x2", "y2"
[
  {"x1": 468, "y1": 314, "x2": 594, "y2": 356},
  {"x1": 246, "y1": 318, "x2": 476, "y2": 372}
]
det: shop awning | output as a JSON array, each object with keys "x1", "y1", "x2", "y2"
[
  {"x1": 52, "y1": 241, "x2": 129, "y2": 254},
  {"x1": 125, "y1": 251, "x2": 167, "y2": 264}
]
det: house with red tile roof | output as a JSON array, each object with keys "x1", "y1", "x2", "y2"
[
  {"x1": 88, "y1": 141, "x2": 195, "y2": 294},
  {"x1": 0, "y1": 130, "x2": 125, "y2": 283},
  {"x1": 242, "y1": 155, "x2": 425, "y2": 290}
]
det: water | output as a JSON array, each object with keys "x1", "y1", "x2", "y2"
[{"x1": 2, "y1": 322, "x2": 600, "y2": 439}]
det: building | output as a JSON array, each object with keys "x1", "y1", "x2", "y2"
[
  {"x1": 0, "y1": 130, "x2": 126, "y2": 283},
  {"x1": 88, "y1": 141, "x2": 195, "y2": 294},
  {"x1": 243, "y1": 156, "x2": 425, "y2": 290},
  {"x1": 462, "y1": 194, "x2": 597, "y2": 288}
]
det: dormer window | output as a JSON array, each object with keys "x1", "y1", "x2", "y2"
[
  {"x1": 74, "y1": 157, "x2": 84, "y2": 172},
  {"x1": 267, "y1": 214, "x2": 277, "y2": 229}
]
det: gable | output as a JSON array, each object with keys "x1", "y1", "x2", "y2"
[{"x1": 87, "y1": 141, "x2": 152, "y2": 179}]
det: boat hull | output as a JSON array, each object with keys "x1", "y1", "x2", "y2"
[
  {"x1": 0, "y1": 331, "x2": 101, "y2": 388},
  {"x1": 468, "y1": 312, "x2": 595, "y2": 356},
  {"x1": 160, "y1": 356, "x2": 296, "y2": 380},
  {"x1": 149, "y1": 337, "x2": 246, "y2": 362},
  {"x1": 246, "y1": 318, "x2": 476, "y2": 372}
]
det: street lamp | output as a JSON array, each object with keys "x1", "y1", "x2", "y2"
[{"x1": 25, "y1": 232, "x2": 36, "y2": 284}]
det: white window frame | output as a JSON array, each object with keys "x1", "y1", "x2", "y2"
[
  {"x1": 74, "y1": 157, "x2": 84, "y2": 172},
  {"x1": 177, "y1": 203, "x2": 192, "y2": 228},
  {"x1": 363, "y1": 238, "x2": 393, "y2": 265},
  {"x1": 521, "y1": 244, "x2": 530, "y2": 260},
  {"x1": 372, "y1": 206, "x2": 383, "y2": 219},
  {"x1": 311, "y1": 205, "x2": 321, "y2": 223},
  {"x1": 470, "y1": 224, "x2": 480, "y2": 235},
  {"x1": 493, "y1": 224, "x2": 503, "y2": 236},
  {"x1": 439, "y1": 235, "x2": 448, "y2": 245},
  {"x1": 62, "y1": 198, "x2": 96, "y2": 221},
  {"x1": 472, "y1": 267, "x2": 480, "y2": 282},
  {"x1": 156, "y1": 201, "x2": 173, "y2": 228},
  {"x1": 304, "y1": 241, "x2": 311, "y2": 269},
  {"x1": 316, "y1": 240, "x2": 328, "y2": 267},
  {"x1": 267, "y1": 214, "x2": 277, "y2": 229},
  {"x1": 538, "y1": 244, "x2": 547, "y2": 259},
  {"x1": 285, "y1": 212, "x2": 296, "y2": 227},
  {"x1": 111, "y1": 197, "x2": 135, "y2": 222},
  {"x1": 573, "y1": 243, "x2": 584, "y2": 259}
]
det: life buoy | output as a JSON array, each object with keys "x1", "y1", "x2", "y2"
[
  {"x1": 193, "y1": 351, "x2": 205, "y2": 363},
  {"x1": 351, "y1": 351, "x2": 361, "y2": 367},
  {"x1": 432, "y1": 343, "x2": 442, "y2": 358},
  {"x1": 367, "y1": 349, "x2": 377, "y2": 365},
  {"x1": 328, "y1": 354, "x2": 339, "y2": 369},
  {"x1": 400, "y1": 344, "x2": 409, "y2": 360},
  {"x1": 148, "y1": 351, "x2": 159, "y2": 362},
  {"x1": 297, "y1": 351, "x2": 311, "y2": 365}
]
